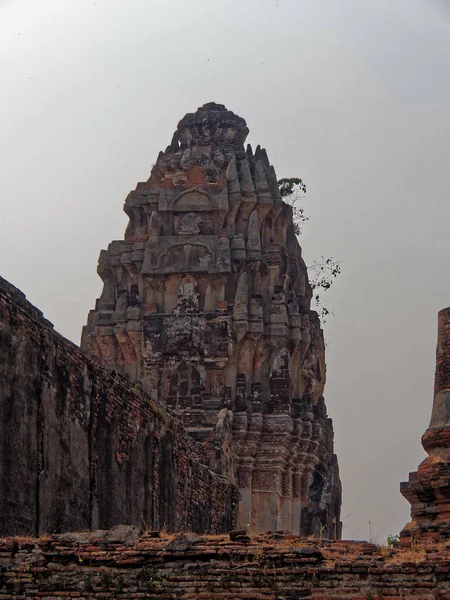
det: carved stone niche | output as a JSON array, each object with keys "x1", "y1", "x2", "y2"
[
  {"x1": 172, "y1": 189, "x2": 212, "y2": 212},
  {"x1": 159, "y1": 187, "x2": 229, "y2": 237},
  {"x1": 174, "y1": 212, "x2": 214, "y2": 236},
  {"x1": 176, "y1": 213, "x2": 202, "y2": 236},
  {"x1": 172, "y1": 190, "x2": 212, "y2": 236},
  {"x1": 142, "y1": 236, "x2": 231, "y2": 275},
  {"x1": 166, "y1": 359, "x2": 204, "y2": 410}
]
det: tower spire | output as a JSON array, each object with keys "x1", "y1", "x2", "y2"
[{"x1": 401, "y1": 306, "x2": 450, "y2": 544}]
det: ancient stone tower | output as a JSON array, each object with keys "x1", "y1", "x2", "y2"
[
  {"x1": 82, "y1": 103, "x2": 341, "y2": 537},
  {"x1": 401, "y1": 306, "x2": 450, "y2": 544}
]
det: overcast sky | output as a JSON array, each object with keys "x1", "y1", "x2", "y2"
[{"x1": 1, "y1": 0, "x2": 450, "y2": 542}]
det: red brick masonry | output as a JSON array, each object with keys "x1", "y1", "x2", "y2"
[
  {"x1": 0, "y1": 528, "x2": 449, "y2": 599},
  {"x1": 0, "y1": 275, "x2": 237, "y2": 536}
]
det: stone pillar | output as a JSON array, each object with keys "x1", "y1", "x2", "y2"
[
  {"x1": 429, "y1": 307, "x2": 450, "y2": 430},
  {"x1": 400, "y1": 307, "x2": 450, "y2": 544}
]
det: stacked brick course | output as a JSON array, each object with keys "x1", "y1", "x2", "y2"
[
  {"x1": 0, "y1": 529, "x2": 449, "y2": 599},
  {"x1": 0, "y1": 275, "x2": 238, "y2": 536}
]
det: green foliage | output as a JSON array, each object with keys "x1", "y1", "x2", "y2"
[
  {"x1": 138, "y1": 566, "x2": 164, "y2": 591},
  {"x1": 82, "y1": 573, "x2": 94, "y2": 593},
  {"x1": 309, "y1": 257, "x2": 342, "y2": 319},
  {"x1": 100, "y1": 570, "x2": 125, "y2": 592},
  {"x1": 278, "y1": 178, "x2": 308, "y2": 235},
  {"x1": 387, "y1": 533, "x2": 400, "y2": 548},
  {"x1": 278, "y1": 177, "x2": 341, "y2": 319},
  {"x1": 278, "y1": 177, "x2": 306, "y2": 198}
]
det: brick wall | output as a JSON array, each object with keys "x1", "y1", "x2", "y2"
[
  {"x1": 0, "y1": 276, "x2": 238, "y2": 537},
  {"x1": 1, "y1": 529, "x2": 449, "y2": 599}
]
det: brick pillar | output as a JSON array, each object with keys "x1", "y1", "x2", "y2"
[
  {"x1": 429, "y1": 307, "x2": 450, "y2": 428},
  {"x1": 400, "y1": 307, "x2": 450, "y2": 545}
]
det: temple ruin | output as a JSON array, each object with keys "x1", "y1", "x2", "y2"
[
  {"x1": 401, "y1": 306, "x2": 450, "y2": 544},
  {"x1": 81, "y1": 102, "x2": 341, "y2": 537},
  {"x1": 4, "y1": 103, "x2": 450, "y2": 598}
]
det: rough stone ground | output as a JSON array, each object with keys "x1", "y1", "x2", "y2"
[{"x1": 1, "y1": 527, "x2": 450, "y2": 599}]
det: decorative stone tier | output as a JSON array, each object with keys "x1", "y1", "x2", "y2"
[
  {"x1": 401, "y1": 307, "x2": 450, "y2": 544},
  {"x1": 0, "y1": 275, "x2": 238, "y2": 537},
  {"x1": 1, "y1": 528, "x2": 450, "y2": 599},
  {"x1": 82, "y1": 102, "x2": 341, "y2": 537}
]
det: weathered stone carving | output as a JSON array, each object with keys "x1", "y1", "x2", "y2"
[
  {"x1": 177, "y1": 212, "x2": 202, "y2": 236},
  {"x1": 82, "y1": 102, "x2": 341, "y2": 537}
]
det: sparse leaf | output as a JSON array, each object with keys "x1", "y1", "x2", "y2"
[{"x1": 278, "y1": 178, "x2": 342, "y2": 322}]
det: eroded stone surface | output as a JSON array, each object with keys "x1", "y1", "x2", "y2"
[
  {"x1": 0, "y1": 275, "x2": 238, "y2": 536},
  {"x1": 82, "y1": 103, "x2": 341, "y2": 537}
]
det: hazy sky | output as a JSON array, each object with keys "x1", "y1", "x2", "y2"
[{"x1": 1, "y1": 0, "x2": 450, "y2": 542}]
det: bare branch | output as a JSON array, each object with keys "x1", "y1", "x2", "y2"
[{"x1": 278, "y1": 178, "x2": 342, "y2": 321}]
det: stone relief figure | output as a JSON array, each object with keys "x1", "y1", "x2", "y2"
[
  {"x1": 199, "y1": 214, "x2": 213, "y2": 235},
  {"x1": 148, "y1": 210, "x2": 162, "y2": 240},
  {"x1": 173, "y1": 274, "x2": 199, "y2": 315},
  {"x1": 271, "y1": 347, "x2": 290, "y2": 378},
  {"x1": 169, "y1": 359, "x2": 203, "y2": 400},
  {"x1": 115, "y1": 290, "x2": 129, "y2": 313},
  {"x1": 177, "y1": 212, "x2": 202, "y2": 236}
]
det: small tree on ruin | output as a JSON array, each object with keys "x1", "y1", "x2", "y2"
[{"x1": 278, "y1": 177, "x2": 341, "y2": 320}]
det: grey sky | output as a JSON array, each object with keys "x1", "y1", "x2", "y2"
[{"x1": 1, "y1": 0, "x2": 450, "y2": 542}]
